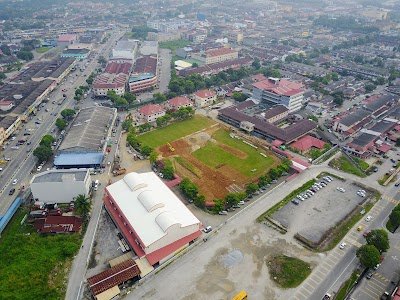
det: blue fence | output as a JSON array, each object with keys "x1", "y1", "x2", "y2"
[{"x1": 0, "y1": 197, "x2": 23, "y2": 235}]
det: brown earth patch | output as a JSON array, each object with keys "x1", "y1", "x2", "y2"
[
  {"x1": 158, "y1": 139, "x2": 191, "y2": 157},
  {"x1": 215, "y1": 142, "x2": 248, "y2": 159}
]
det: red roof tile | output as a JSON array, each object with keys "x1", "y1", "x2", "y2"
[
  {"x1": 252, "y1": 79, "x2": 304, "y2": 97},
  {"x1": 168, "y1": 97, "x2": 192, "y2": 107},
  {"x1": 138, "y1": 104, "x2": 165, "y2": 115},
  {"x1": 34, "y1": 216, "x2": 82, "y2": 233},
  {"x1": 290, "y1": 135, "x2": 325, "y2": 151},
  {"x1": 193, "y1": 89, "x2": 216, "y2": 99},
  {"x1": 377, "y1": 144, "x2": 391, "y2": 153}
]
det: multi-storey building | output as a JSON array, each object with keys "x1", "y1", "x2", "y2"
[{"x1": 252, "y1": 78, "x2": 305, "y2": 112}]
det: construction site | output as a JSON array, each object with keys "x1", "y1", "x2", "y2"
[{"x1": 156, "y1": 124, "x2": 281, "y2": 201}]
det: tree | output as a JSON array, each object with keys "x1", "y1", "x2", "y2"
[
  {"x1": 192, "y1": 62, "x2": 198, "y2": 68},
  {"x1": 74, "y1": 194, "x2": 92, "y2": 220},
  {"x1": 60, "y1": 109, "x2": 76, "y2": 121},
  {"x1": 123, "y1": 92, "x2": 136, "y2": 104},
  {"x1": 308, "y1": 115, "x2": 318, "y2": 122},
  {"x1": 268, "y1": 168, "x2": 280, "y2": 180},
  {"x1": 0, "y1": 72, "x2": 6, "y2": 80},
  {"x1": 107, "y1": 90, "x2": 118, "y2": 102},
  {"x1": 212, "y1": 198, "x2": 225, "y2": 213},
  {"x1": 97, "y1": 56, "x2": 107, "y2": 65},
  {"x1": 365, "y1": 229, "x2": 390, "y2": 253},
  {"x1": 0, "y1": 45, "x2": 11, "y2": 56},
  {"x1": 39, "y1": 134, "x2": 55, "y2": 147},
  {"x1": 161, "y1": 165, "x2": 175, "y2": 180},
  {"x1": 389, "y1": 210, "x2": 400, "y2": 229},
  {"x1": 114, "y1": 97, "x2": 129, "y2": 108},
  {"x1": 180, "y1": 178, "x2": 199, "y2": 200},
  {"x1": 149, "y1": 151, "x2": 158, "y2": 165},
  {"x1": 140, "y1": 145, "x2": 153, "y2": 157},
  {"x1": 331, "y1": 72, "x2": 339, "y2": 81},
  {"x1": 16, "y1": 50, "x2": 33, "y2": 61},
  {"x1": 232, "y1": 92, "x2": 249, "y2": 102},
  {"x1": 246, "y1": 182, "x2": 259, "y2": 195},
  {"x1": 33, "y1": 145, "x2": 52, "y2": 162},
  {"x1": 55, "y1": 118, "x2": 66, "y2": 131},
  {"x1": 258, "y1": 174, "x2": 270, "y2": 186},
  {"x1": 75, "y1": 88, "x2": 83, "y2": 96},
  {"x1": 122, "y1": 118, "x2": 133, "y2": 131},
  {"x1": 375, "y1": 76, "x2": 386, "y2": 86},
  {"x1": 365, "y1": 84, "x2": 376, "y2": 93},
  {"x1": 225, "y1": 193, "x2": 241, "y2": 207},
  {"x1": 396, "y1": 138, "x2": 400, "y2": 147},
  {"x1": 356, "y1": 245, "x2": 381, "y2": 268},
  {"x1": 194, "y1": 194, "x2": 206, "y2": 209},
  {"x1": 153, "y1": 92, "x2": 167, "y2": 103},
  {"x1": 252, "y1": 58, "x2": 261, "y2": 70}
]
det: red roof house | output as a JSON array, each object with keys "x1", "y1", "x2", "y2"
[
  {"x1": 167, "y1": 97, "x2": 193, "y2": 110},
  {"x1": 34, "y1": 216, "x2": 82, "y2": 234},
  {"x1": 290, "y1": 135, "x2": 326, "y2": 153},
  {"x1": 193, "y1": 90, "x2": 217, "y2": 108},
  {"x1": 137, "y1": 104, "x2": 165, "y2": 123}
]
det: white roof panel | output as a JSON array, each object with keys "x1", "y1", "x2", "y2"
[{"x1": 106, "y1": 172, "x2": 200, "y2": 247}]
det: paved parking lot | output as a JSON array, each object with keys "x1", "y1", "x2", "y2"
[{"x1": 273, "y1": 177, "x2": 366, "y2": 244}]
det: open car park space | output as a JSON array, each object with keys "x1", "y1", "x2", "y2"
[{"x1": 272, "y1": 177, "x2": 368, "y2": 246}]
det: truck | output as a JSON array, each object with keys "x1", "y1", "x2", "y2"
[{"x1": 113, "y1": 168, "x2": 126, "y2": 176}]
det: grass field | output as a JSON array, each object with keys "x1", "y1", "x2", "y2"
[
  {"x1": 192, "y1": 129, "x2": 275, "y2": 177},
  {"x1": 159, "y1": 40, "x2": 191, "y2": 54},
  {"x1": 268, "y1": 255, "x2": 311, "y2": 288},
  {"x1": 137, "y1": 115, "x2": 216, "y2": 148},
  {"x1": 0, "y1": 209, "x2": 81, "y2": 300},
  {"x1": 330, "y1": 155, "x2": 366, "y2": 177},
  {"x1": 35, "y1": 47, "x2": 51, "y2": 53},
  {"x1": 353, "y1": 157, "x2": 369, "y2": 171}
]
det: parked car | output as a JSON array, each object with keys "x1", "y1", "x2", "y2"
[
  {"x1": 366, "y1": 272, "x2": 373, "y2": 279},
  {"x1": 337, "y1": 187, "x2": 345, "y2": 192},
  {"x1": 12, "y1": 179, "x2": 18, "y2": 185},
  {"x1": 238, "y1": 201, "x2": 245, "y2": 205},
  {"x1": 9, "y1": 188, "x2": 15, "y2": 195},
  {"x1": 339, "y1": 242, "x2": 347, "y2": 249},
  {"x1": 291, "y1": 199, "x2": 299, "y2": 205},
  {"x1": 218, "y1": 211, "x2": 228, "y2": 215},
  {"x1": 365, "y1": 215, "x2": 372, "y2": 222},
  {"x1": 203, "y1": 226, "x2": 212, "y2": 233}
]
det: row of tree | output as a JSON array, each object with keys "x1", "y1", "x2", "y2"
[
  {"x1": 55, "y1": 109, "x2": 76, "y2": 131},
  {"x1": 33, "y1": 134, "x2": 55, "y2": 163},
  {"x1": 356, "y1": 229, "x2": 389, "y2": 268},
  {"x1": 107, "y1": 90, "x2": 137, "y2": 109}
]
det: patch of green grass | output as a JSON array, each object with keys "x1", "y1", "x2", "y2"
[
  {"x1": 268, "y1": 255, "x2": 311, "y2": 288},
  {"x1": 330, "y1": 155, "x2": 366, "y2": 177},
  {"x1": 159, "y1": 40, "x2": 191, "y2": 55},
  {"x1": 324, "y1": 202, "x2": 374, "y2": 251},
  {"x1": 0, "y1": 209, "x2": 81, "y2": 300},
  {"x1": 257, "y1": 179, "x2": 316, "y2": 222},
  {"x1": 353, "y1": 157, "x2": 369, "y2": 171},
  {"x1": 174, "y1": 156, "x2": 202, "y2": 178},
  {"x1": 335, "y1": 272, "x2": 359, "y2": 300},
  {"x1": 137, "y1": 115, "x2": 215, "y2": 148},
  {"x1": 192, "y1": 129, "x2": 275, "y2": 178},
  {"x1": 386, "y1": 219, "x2": 396, "y2": 233},
  {"x1": 35, "y1": 47, "x2": 51, "y2": 53}
]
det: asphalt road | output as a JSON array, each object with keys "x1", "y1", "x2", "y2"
[{"x1": 0, "y1": 32, "x2": 122, "y2": 216}]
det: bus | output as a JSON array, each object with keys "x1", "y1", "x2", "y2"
[{"x1": 232, "y1": 291, "x2": 247, "y2": 300}]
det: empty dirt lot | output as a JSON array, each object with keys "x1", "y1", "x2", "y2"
[{"x1": 272, "y1": 178, "x2": 367, "y2": 245}]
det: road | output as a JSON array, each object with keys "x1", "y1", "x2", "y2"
[{"x1": 0, "y1": 31, "x2": 122, "y2": 216}]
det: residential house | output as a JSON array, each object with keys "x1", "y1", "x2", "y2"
[
  {"x1": 138, "y1": 104, "x2": 165, "y2": 123},
  {"x1": 192, "y1": 90, "x2": 217, "y2": 108},
  {"x1": 167, "y1": 97, "x2": 193, "y2": 110}
]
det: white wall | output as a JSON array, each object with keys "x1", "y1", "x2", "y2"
[{"x1": 31, "y1": 175, "x2": 91, "y2": 203}]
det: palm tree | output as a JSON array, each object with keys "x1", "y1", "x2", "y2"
[{"x1": 74, "y1": 194, "x2": 92, "y2": 220}]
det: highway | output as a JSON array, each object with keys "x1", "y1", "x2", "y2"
[{"x1": 0, "y1": 31, "x2": 121, "y2": 216}]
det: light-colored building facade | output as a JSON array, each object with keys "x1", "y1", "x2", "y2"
[
  {"x1": 138, "y1": 104, "x2": 165, "y2": 123},
  {"x1": 30, "y1": 169, "x2": 92, "y2": 203},
  {"x1": 252, "y1": 78, "x2": 305, "y2": 112},
  {"x1": 112, "y1": 40, "x2": 138, "y2": 60},
  {"x1": 191, "y1": 48, "x2": 238, "y2": 65},
  {"x1": 193, "y1": 90, "x2": 217, "y2": 108}
]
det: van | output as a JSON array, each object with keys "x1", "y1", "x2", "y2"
[
  {"x1": 11, "y1": 146, "x2": 19, "y2": 150},
  {"x1": 94, "y1": 180, "x2": 99, "y2": 191},
  {"x1": 357, "y1": 226, "x2": 363, "y2": 231}
]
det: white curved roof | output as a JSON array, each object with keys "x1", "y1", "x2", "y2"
[
  {"x1": 138, "y1": 190, "x2": 165, "y2": 212},
  {"x1": 106, "y1": 172, "x2": 200, "y2": 247},
  {"x1": 123, "y1": 172, "x2": 147, "y2": 191},
  {"x1": 156, "y1": 211, "x2": 180, "y2": 232}
]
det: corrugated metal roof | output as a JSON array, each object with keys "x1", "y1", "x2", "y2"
[
  {"x1": 87, "y1": 259, "x2": 140, "y2": 296},
  {"x1": 54, "y1": 152, "x2": 104, "y2": 166}
]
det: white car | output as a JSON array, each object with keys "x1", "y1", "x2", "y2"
[
  {"x1": 339, "y1": 242, "x2": 347, "y2": 249},
  {"x1": 337, "y1": 187, "x2": 345, "y2": 193},
  {"x1": 12, "y1": 179, "x2": 18, "y2": 185},
  {"x1": 365, "y1": 216, "x2": 372, "y2": 222},
  {"x1": 37, "y1": 166, "x2": 42, "y2": 172}
]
